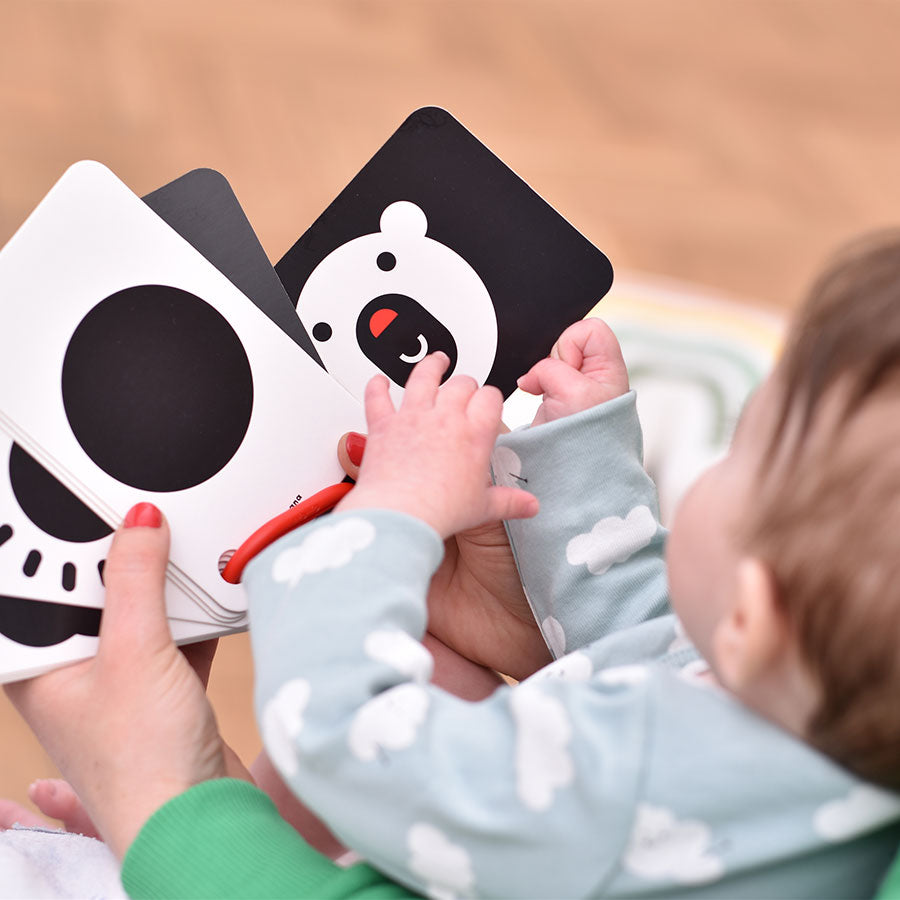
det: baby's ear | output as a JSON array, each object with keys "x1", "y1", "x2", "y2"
[{"x1": 713, "y1": 558, "x2": 786, "y2": 692}]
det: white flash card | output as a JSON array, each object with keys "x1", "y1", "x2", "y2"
[
  {"x1": 0, "y1": 161, "x2": 365, "y2": 623},
  {"x1": 0, "y1": 605, "x2": 244, "y2": 685},
  {"x1": 0, "y1": 419, "x2": 242, "y2": 636}
]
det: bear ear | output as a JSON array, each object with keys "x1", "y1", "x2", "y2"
[{"x1": 380, "y1": 201, "x2": 427, "y2": 238}]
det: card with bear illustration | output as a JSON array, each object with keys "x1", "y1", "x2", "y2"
[{"x1": 276, "y1": 106, "x2": 614, "y2": 403}]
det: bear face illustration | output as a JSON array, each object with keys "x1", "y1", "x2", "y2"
[{"x1": 297, "y1": 201, "x2": 499, "y2": 402}]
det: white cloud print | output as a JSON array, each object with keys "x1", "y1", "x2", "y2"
[
  {"x1": 597, "y1": 664, "x2": 649, "y2": 687},
  {"x1": 566, "y1": 505, "x2": 657, "y2": 575},
  {"x1": 364, "y1": 629, "x2": 434, "y2": 683},
  {"x1": 261, "y1": 679, "x2": 311, "y2": 778},
  {"x1": 271, "y1": 517, "x2": 375, "y2": 587},
  {"x1": 348, "y1": 683, "x2": 429, "y2": 761},
  {"x1": 407, "y1": 822, "x2": 475, "y2": 900},
  {"x1": 623, "y1": 803, "x2": 724, "y2": 885},
  {"x1": 527, "y1": 651, "x2": 593, "y2": 684},
  {"x1": 541, "y1": 615, "x2": 567, "y2": 657},
  {"x1": 510, "y1": 683, "x2": 574, "y2": 811},
  {"x1": 814, "y1": 785, "x2": 900, "y2": 841},
  {"x1": 490, "y1": 445, "x2": 523, "y2": 489}
]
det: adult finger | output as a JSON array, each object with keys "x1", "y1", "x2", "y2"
[
  {"x1": 97, "y1": 503, "x2": 172, "y2": 660},
  {"x1": 484, "y1": 486, "x2": 540, "y2": 524},
  {"x1": 337, "y1": 432, "x2": 366, "y2": 480},
  {"x1": 180, "y1": 638, "x2": 219, "y2": 689},
  {"x1": 400, "y1": 352, "x2": 448, "y2": 409}
]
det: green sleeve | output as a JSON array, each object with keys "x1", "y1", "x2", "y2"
[
  {"x1": 121, "y1": 778, "x2": 419, "y2": 899},
  {"x1": 877, "y1": 848, "x2": 900, "y2": 899}
]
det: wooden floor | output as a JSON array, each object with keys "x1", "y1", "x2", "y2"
[{"x1": 2, "y1": 0, "x2": 900, "y2": 813}]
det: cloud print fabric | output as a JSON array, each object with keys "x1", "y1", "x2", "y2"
[
  {"x1": 243, "y1": 394, "x2": 899, "y2": 899},
  {"x1": 566, "y1": 505, "x2": 657, "y2": 575},
  {"x1": 271, "y1": 516, "x2": 375, "y2": 586},
  {"x1": 623, "y1": 804, "x2": 724, "y2": 885}
]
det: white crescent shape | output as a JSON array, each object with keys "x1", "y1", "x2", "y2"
[{"x1": 399, "y1": 334, "x2": 428, "y2": 364}]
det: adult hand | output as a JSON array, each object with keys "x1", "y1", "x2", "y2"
[{"x1": 3, "y1": 504, "x2": 244, "y2": 859}]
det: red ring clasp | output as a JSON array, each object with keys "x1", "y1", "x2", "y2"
[{"x1": 220, "y1": 481, "x2": 353, "y2": 584}]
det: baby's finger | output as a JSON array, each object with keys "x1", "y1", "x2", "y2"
[
  {"x1": 517, "y1": 357, "x2": 576, "y2": 398},
  {"x1": 438, "y1": 374, "x2": 478, "y2": 411},
  {"x1": 401, "y1": 352, "x2": 449, "y2": 409},
  {"x1": 0, "y1": 798, "x2": 53, "y2": 830},
  {"x1": 564, "y1": 318, "x2": 625, "y2": 372},
  {"x1": 363, "y1": 374, "x2": 395, "y2": 427},
  {"x1": 28, "y1": 778, "x2": 100, "y2": 838},
  {"x1": 466, "y1": 383, "x2": 504, "y2": 434}
]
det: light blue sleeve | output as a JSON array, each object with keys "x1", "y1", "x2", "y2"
[
  {"x1": 494, "y1": 391, "x2": 669, "y2": 656},
  {"x1": 245, "y1": 509, "x2": 650, "y2": 899}
]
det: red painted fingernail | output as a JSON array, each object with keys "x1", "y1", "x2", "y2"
[
  {"x1": 346, "y1": 432, "x2": 366, "y2": 467},
  {"x1": 124, "y1": 502, "x2": 162, "y2": 529}
]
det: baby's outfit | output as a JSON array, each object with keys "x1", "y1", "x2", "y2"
[{"x1": 246, "y1": 391, "x2": 900, "y2": 898}]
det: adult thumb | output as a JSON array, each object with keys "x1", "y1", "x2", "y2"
[
  {"x1": 98, "y1": 502, "x2": 172, "y2": 658},
  {"x1": 486, "y1": 486, "x2": 539, "y2": 524}
]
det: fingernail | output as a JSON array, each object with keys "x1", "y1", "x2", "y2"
[
  {"x1": 28, "y1": 780, "x2": 54, "y2": 800},
  {"x1": 345, "y1": 432, "x2": 366, "y2": 467},
  {"x1": 123, "y1": 502, "x2": 162, "y2": 529}
]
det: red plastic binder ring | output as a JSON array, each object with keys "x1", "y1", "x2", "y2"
[{"x1": 220, "y1": 481, "x2": 353, "y2": 584}]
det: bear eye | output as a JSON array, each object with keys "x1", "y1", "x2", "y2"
[
  {"x1": 312, "y1": 322, "x2": 333, "y2": 342},
  {"x1": 377, "y1": 252, "x2": 396, "y2": 272}
]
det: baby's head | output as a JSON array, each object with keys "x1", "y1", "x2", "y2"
[{"x1": 667, "y1": 233, "x2": 900, "y2": 789}]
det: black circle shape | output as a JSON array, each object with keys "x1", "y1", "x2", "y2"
[
  {"x1": 9, "y1": 443, "x2": 113, "y2": 543},
  {"x1": 312, "y1": 322, "x2": 333, "y2": 342},
  {"x1": 377, "y1": 252, "x2": 397, "y2": 272},
  {"x1": 62, "y1": 285, "x2": 254, "y2": 493}
]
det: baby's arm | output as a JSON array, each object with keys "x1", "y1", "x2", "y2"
[
  {"x1": 497, "y1": 317, "x2": 669, "y2": 654},
  {"x1": 247, "y1": 514, "x2": 647, "y2": 898}
]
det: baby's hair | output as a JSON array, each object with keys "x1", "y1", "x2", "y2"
[{"x1": 744, "y1": 231, "x2": 900, "y2": 789}]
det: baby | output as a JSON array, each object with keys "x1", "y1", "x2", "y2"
[{"x1": 240, "y1": 232, "x2": 900, "y2": 898}]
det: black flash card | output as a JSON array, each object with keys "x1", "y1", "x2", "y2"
[
  {"x1": 276, "y1": 106, "x2": 614, "y2": 401},
  {"x1": 142, "y1": 168, "x2": 322, "y2": 364}
]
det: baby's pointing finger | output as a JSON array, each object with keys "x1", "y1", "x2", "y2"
[{"x1": 400, "y1": 352, "x2": 449, "y2": 409}]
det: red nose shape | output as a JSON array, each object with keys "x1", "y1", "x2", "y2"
[{"x1": 369, "y1": 308, "x2": 398, "y2": 338}]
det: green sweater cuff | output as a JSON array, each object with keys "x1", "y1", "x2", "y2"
[{"x1": 121, "y1": 778, "x2": 418, "y2": 899}]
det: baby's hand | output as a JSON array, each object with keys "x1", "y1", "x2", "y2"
[
  {"x1": 336, "y1": 353, "x2": 538, "y2": 539},
  {"x1": 517, "y1": 318, "x2": 629, "y2": 425}
]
